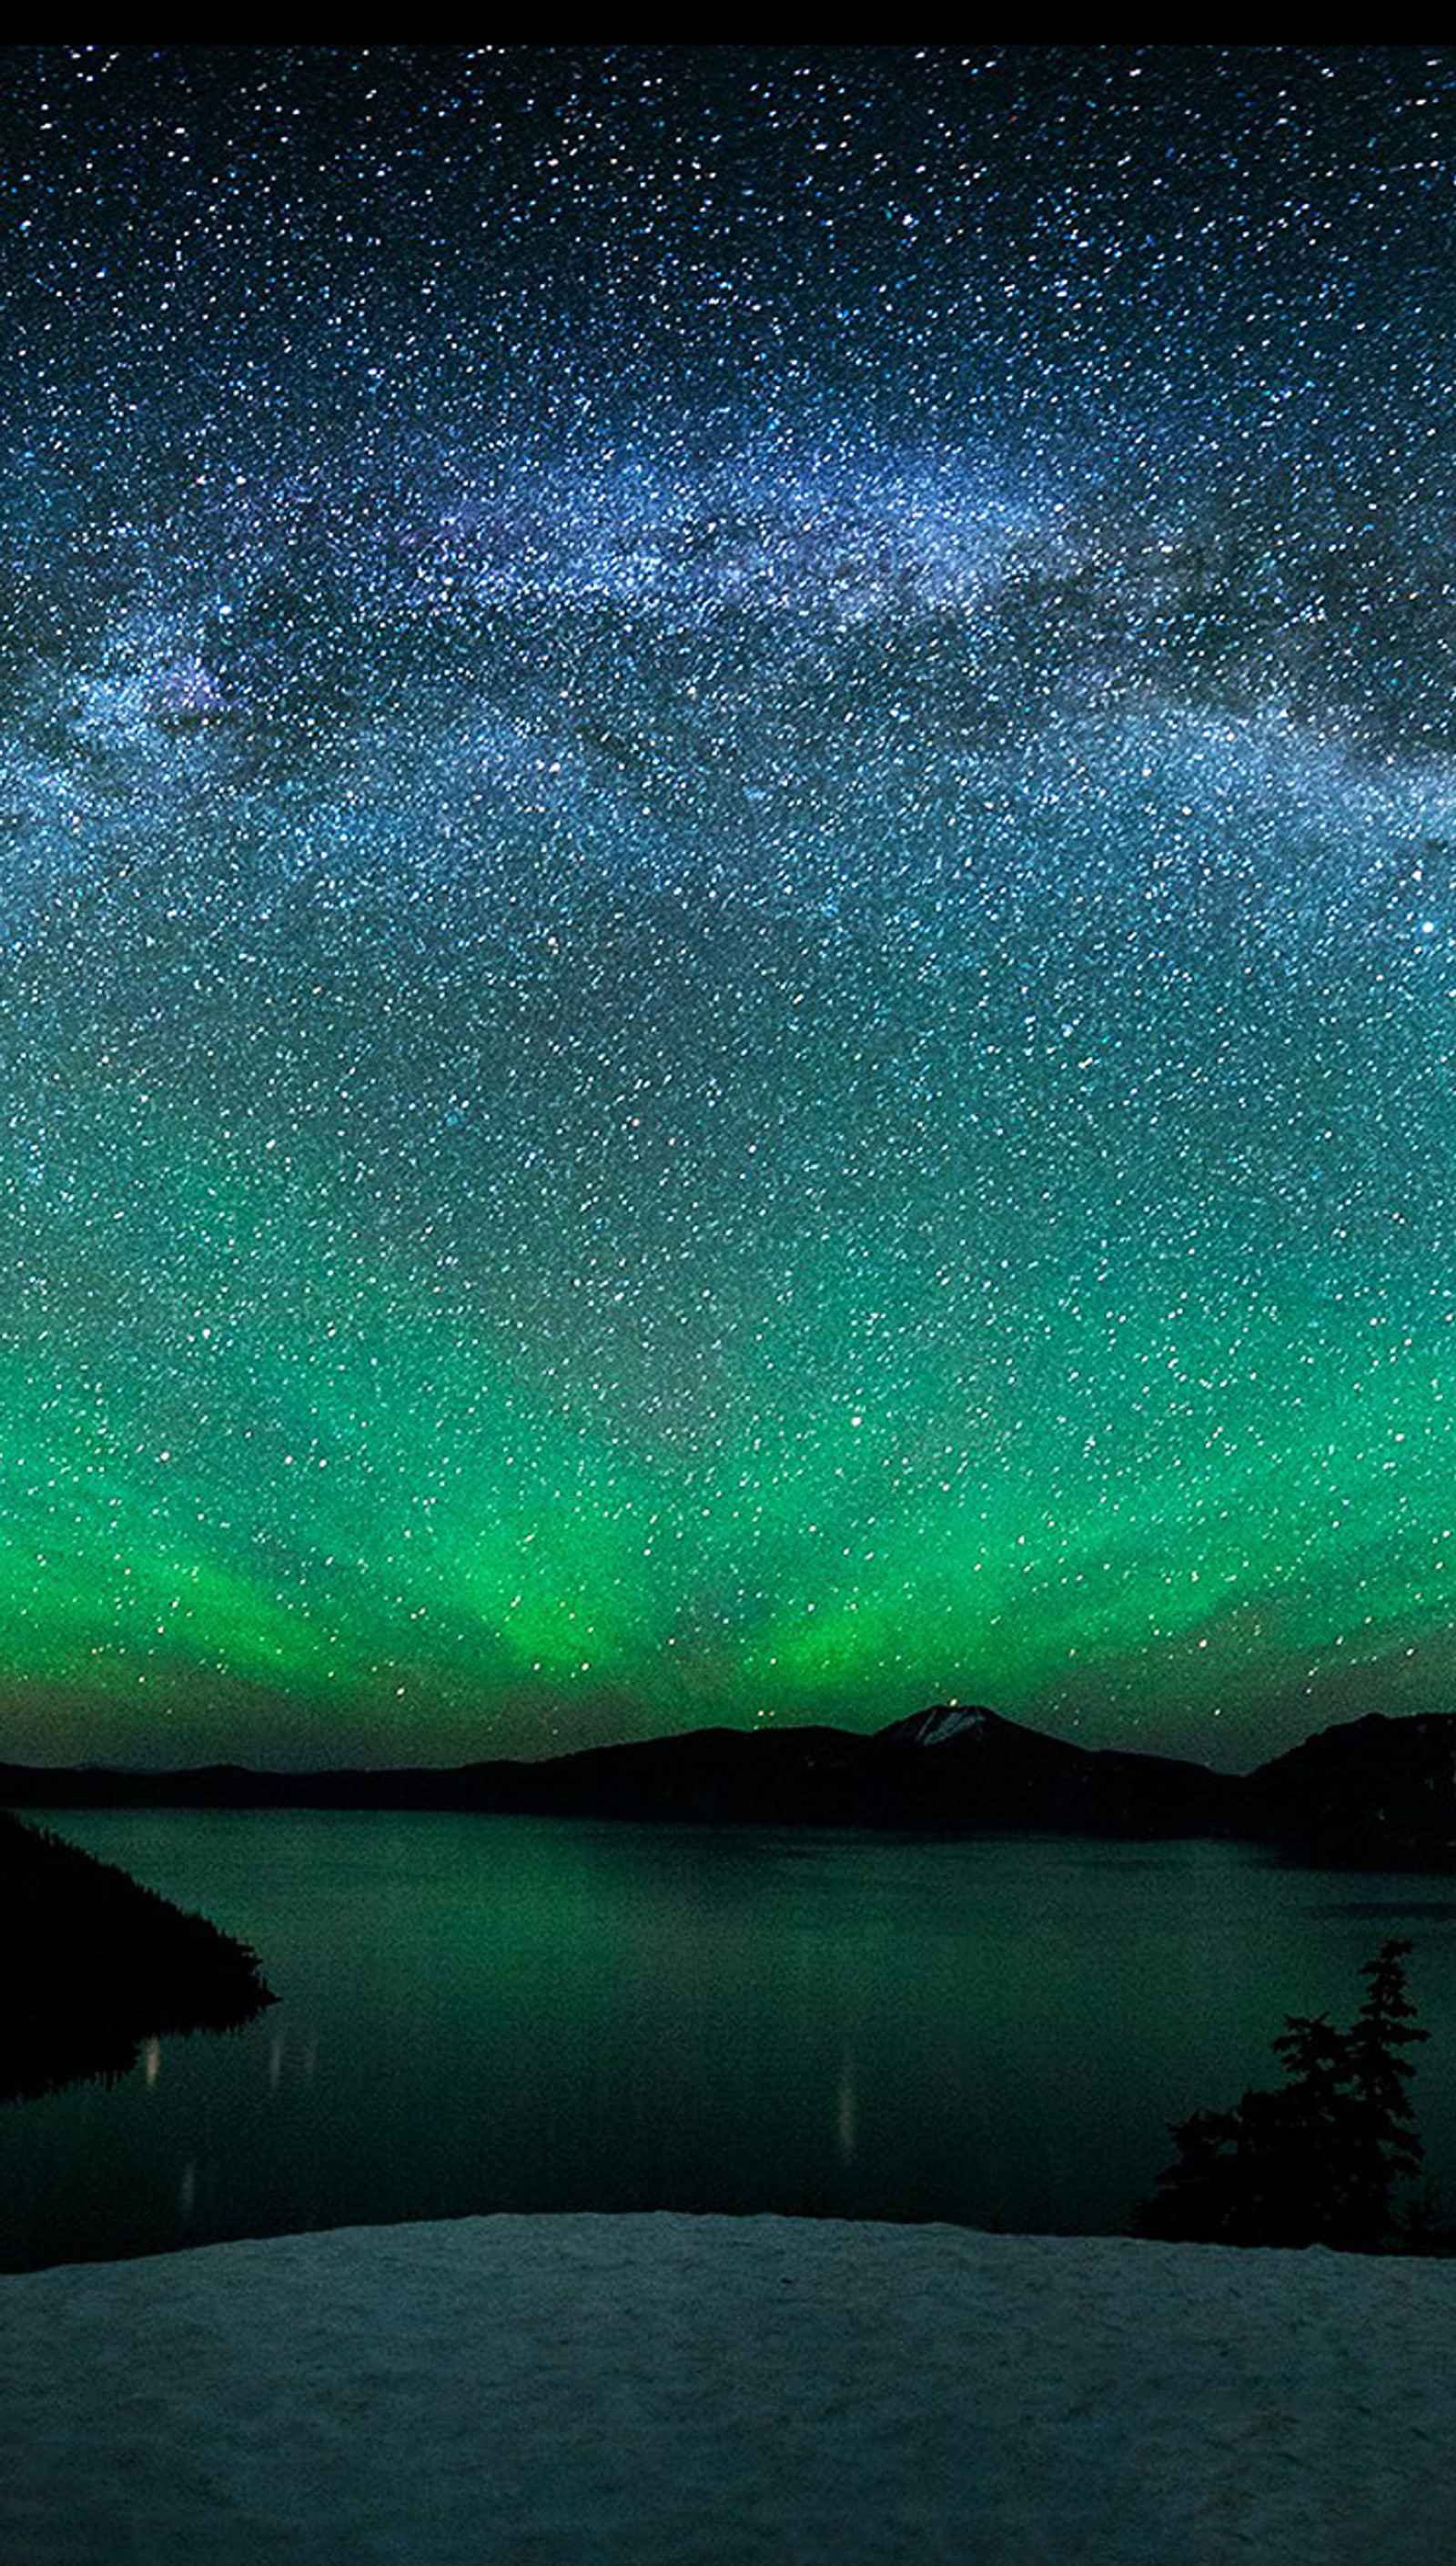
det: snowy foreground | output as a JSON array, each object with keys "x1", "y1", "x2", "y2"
[{"x1": 4, "y1": 2213, "x2": 1455, "y2": 2565}]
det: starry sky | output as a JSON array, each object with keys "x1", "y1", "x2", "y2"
[{"x1": 3, "y1": 45, "x2": 1456, "y2": 1771}]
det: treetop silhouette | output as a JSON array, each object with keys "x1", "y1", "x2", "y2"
[{"x1": 1138, "y1": 1938, "x2": 1434, "y2": 2252}]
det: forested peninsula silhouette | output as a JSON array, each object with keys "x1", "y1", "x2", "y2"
[{"x1": 2, "y1": 1811, "x2": 274, "y2": 2103}]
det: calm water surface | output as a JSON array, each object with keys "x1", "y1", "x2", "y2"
[{"x1": 7, "y1": 1811, "x2": 1456, "y2": 2269}]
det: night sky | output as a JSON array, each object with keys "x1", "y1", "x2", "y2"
[{"x1": 3, "y1": 45, "x2": 1456, "y2": 1771}]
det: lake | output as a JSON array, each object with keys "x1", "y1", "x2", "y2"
[{"x1": 7, "y1": 1810, "x2": 1456, "y2": 2270}]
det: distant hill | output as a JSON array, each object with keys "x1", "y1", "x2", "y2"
[
  {"x1": 0, "y1": 1810, "x2": 275, "y2": 2102},
  {"x1": 0, "y1": 1702, "x2": 1234, "y2": 1836},
  {"x1": 5, "y1": 1702, "x2": 1456, "y2": 1864},
  {"x1": 463, "y1": 1703, "x2": 1242, "y2": 1837},
  {"x1": 1239, "y1": 1711, "x2": 1456, "y2": 1868}
]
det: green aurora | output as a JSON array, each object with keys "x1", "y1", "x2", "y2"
[{"x1": 4, "y1": 47, "x2": 1456, "y2": 1768}]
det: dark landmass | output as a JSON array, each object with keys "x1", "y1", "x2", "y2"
[
  {"x1": 1239, "y1": 1711, "x2": 1456, "y2": 1869},
  {"x1": 5, "y1": 1700, "x2": 1456, "y2": 1864},
  {"x1": 1, "y1": 1810, "x2": 276, "y2": 2103}
]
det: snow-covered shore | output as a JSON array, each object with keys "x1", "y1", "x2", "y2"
[{"x1": 4, "y1": 2212, "x2": 1453, "y2": 2564}]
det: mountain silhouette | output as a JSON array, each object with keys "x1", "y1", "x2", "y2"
[{"x1": 12, "y1": 1700, "x2": 1455, "y2": 1861}]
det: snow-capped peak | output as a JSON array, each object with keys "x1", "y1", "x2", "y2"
[{"x1": 905, "y1": 1705, "x2": 988, "y2": 1748}]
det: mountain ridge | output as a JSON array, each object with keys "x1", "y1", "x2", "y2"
[{"x1": 5, "y1": 1701, "x2": 1455, "y2": 1863}]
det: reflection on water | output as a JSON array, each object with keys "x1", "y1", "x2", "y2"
[
  {"x1": 263, "y1": 2024, "x2": 317, "y2": 2094},
  {"x1": 835, "y1": 2046, "x2": 858, "y2": 2164},
  {"x1": 5, "y1": 1812, "x2": 1456, "y2": 2271}
]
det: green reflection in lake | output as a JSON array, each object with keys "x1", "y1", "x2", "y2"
[{"x1": 5, "y1": 1812, "x2": 1456, "y2": 2269}]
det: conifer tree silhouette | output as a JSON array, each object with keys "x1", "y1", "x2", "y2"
[{"x1": 1138, "y1": 1939, "x2": 1429, "y2": 2250}]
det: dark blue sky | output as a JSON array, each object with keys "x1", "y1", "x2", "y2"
[{"x1": 2, "y1": 46, "x2": 1455, "y2": 1769}]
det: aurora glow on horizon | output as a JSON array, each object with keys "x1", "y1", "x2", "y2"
[{"x1": 4, "y1": 46, "x2": 1456, "y2": 1770}]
